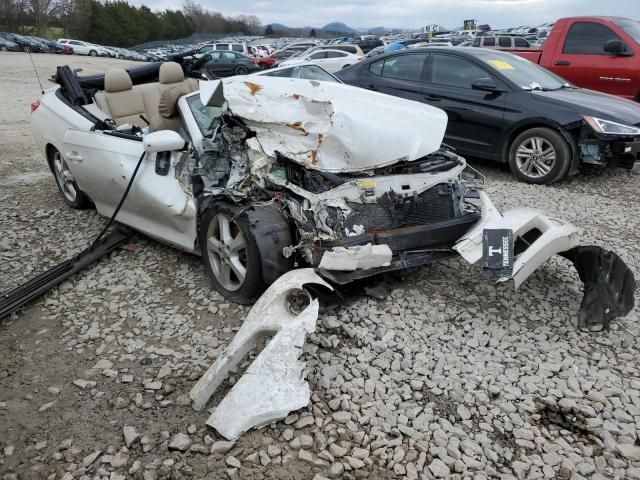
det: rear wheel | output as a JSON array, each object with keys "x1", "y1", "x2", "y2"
[
  {"x1": 89, "y1": 49, "x2": 97, "y2": 56},
  {"x1": 200, "y1": 203, "x2": 266, "y2": 304},
  {"x1": 235, "y1": 65, "x2": 249, "y2": 75},
  {"x1": 508, "y1": 127, "x2": 571, "y2": 184},
  {"x1": 48, "y1": 147, "x2": 91, "y2": 209}
]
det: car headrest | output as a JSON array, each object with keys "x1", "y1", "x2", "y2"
[
  {"x1": 104, "y1": 69, "x2": 132, "y2": 93},
  {"x1": 160, "y1": 62, "x2": 184, "y2": 84},
  {"x1": 159, "y1": 84, "x2": 191, "y2": 118}
]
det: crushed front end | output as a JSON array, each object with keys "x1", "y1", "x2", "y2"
[{"x1": 189, "y1": 76, "x2": 635, "y2": 329}]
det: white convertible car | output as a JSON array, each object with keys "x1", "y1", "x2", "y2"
[{"x1": 30, "y1": 61, "x2": 634, "y2": 329}]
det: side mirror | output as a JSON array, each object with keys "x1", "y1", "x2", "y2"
[
  {"x1": 143, "y1": 130, "x2": 185, "y2": 153},
  {"x1": 604, "y1": 39, "x2": 627, "y2": 55},
  {"x1": 471, "y1": 77, "x2": 502, "y2": 92}
]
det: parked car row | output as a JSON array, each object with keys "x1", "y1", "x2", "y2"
[{"x1": 0, "y1": 32, "x2": 72, "y2": 53}]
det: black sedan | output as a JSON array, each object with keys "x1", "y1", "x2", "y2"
[
  {"x1": 202, "y1": 51, "x2": 261, "y2": 77},
  {"x1": 337, "y1": 47, "x2": 640, "y2": 184}
]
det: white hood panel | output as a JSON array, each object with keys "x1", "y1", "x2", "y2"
[{"x1": 209, "y1": 76, "x2": 448, "y2": 173}]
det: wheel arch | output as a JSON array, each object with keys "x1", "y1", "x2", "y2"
[{"x1": 502, "y1": 119, "x2": 580, "y2": 173}]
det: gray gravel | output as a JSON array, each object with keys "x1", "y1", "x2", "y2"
[{"x1": 1, "y1": 53, "x2": 640, "y2": 480}]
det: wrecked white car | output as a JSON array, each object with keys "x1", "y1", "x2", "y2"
[{"x1": 30, "y1": 62, "x2": 634, "y2": 331}]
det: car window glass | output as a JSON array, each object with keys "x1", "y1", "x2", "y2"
[
  {"x1": 514, "y1": 37, "x2": 529, "y2": 47},
  {"x1": 210, "y1": 51, "x2": 222, "y2": 59},
  {"x1": 380, "y1": 54, "x2": 426, "y2": 82},
  {"x1": 563, "y1": 22, "x2": 622, "y2": 54},
  {"x1": 498, "y1": 37, "x2": 511, "y2": 48},
  {"x1": 215, "y1": 44, "x2": 229, "y2": 50},
  {"x1": 614, "y1": 19, "x2": 640, "y2": 45},
  {"x1": 309, "y1": 51, "x2": 327, "y2": 59},
  {"x1": 221, "y1": 51, "x2": 236, "y2": 59},
  {"x1": 369, "y1": 59, "x2": 384, "y2": 75},
  {"x1": 431, "y1": 54, "x2": 490, "y2": 88},
  {"x1": 70, "y1": 40, "x2": 81, "y2": 45},
  {"x1": 231, "y1": 44, "x2": 243, "y2": 52},
  {"x1": 472, "y1": 37, "x2": 481, "y2": 47},
  {"x1": 326, "y1": 51, "x2": 347, "y2": 58},
  {"x1": 483, "y1": 37, "x2": 495, "y2": 47},
  {"x1": 200, "y1": 45, "x2": 213, "y2": 52},
  {"x1": 186, "y1": 94, "x2": 222, "y2": 137}
]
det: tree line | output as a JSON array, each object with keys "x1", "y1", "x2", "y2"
[{"x1": 0, "y1": 0, "x2": 262, "y2": 47}]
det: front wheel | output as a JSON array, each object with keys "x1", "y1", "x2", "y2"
[
  {"x1": 49, "y1": 147, "x2": 91, "y2": 209},
  {"x1": 199, "y1": 203, "x2": 266, "y2": 304},
  {"x1": 0, "y1": 45, "x2": 8, "y2": 52},
  {"x1": 89, "y1": 50, "x2": 97, "y2": 56},
  {"x1": 258, "y1": 63, "x2": 268, "y2": 70},
  {"x1": 508, "y1": 127, "x2": 571, "y2": 184},
  {"x1": 23, "y1": 45, "x2": 30, "y2": 53},
  {"x1": 234, "y1": 65, "x2": 249, "y2": 75}
]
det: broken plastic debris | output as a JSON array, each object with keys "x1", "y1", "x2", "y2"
[
  {"x1": 189, "y1": 268, "x2": 332, "y2": 440},
  {"x1": 318, "y1": 243, "x2": 393, "y2": 271}
]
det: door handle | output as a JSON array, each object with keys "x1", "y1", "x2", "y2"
[
  {"x1": 424, "y1": 94, "x2": 440, "y2": 102},
  {"x1": 66, "y1": 152, "x2": 83, "y2": 162},
  {"x1": 554, "y1": 60, "x2": 571, "y2": 66}
]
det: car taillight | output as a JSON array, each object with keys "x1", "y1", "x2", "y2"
[{"x1": 30, "y1": 100, "x2": 40, "y2": 113}]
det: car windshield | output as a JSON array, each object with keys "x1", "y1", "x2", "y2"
[
  {"x1": 614, "y1": 19, "x2": 640, "y2": 45},
  {"x1": 480, "y1": 53, "x2": 570, "y2": 91},
  {"x1": 186, "y1": 94, "x2": 222, "y2": 137}
]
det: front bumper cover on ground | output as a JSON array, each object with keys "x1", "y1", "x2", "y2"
[{"x1": 454, "y1": 192, "x2": 635, "y2": 330}]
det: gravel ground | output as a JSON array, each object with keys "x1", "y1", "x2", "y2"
[{"x1": 1, "y1": 52, "x2": 640, "y2": 480}]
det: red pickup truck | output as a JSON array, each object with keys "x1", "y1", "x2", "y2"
[{"x1": 512, "y1": 17, "x2": 640, "y2": 100}]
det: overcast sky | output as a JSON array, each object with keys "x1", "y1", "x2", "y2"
[{"x1": 135, "y1": 0, "x2": 640, "y2": 30}]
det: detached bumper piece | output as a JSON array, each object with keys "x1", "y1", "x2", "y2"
[
  {"x1": 561, "y1": 247, "x2": 635, "y2": 331},
  {"x1": 454, "y1": 192, "x2": 635, "y2": 329},
  {"x1": 189, "y1": 269, "x2": 332, "y2": 440}
]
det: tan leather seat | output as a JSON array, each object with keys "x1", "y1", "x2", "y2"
[
  {"x1": 144, "y1": 62, "x2": 198, "y2": 132},
  {"x1": 94, "y1": 69, "x2": 147, "y2": 127}
]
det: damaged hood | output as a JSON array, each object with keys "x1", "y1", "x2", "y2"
[{"x1": 200, "y1": 76, "x2": 448, "y2": 173}]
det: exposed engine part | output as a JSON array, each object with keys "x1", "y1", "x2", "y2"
[{"x1": 579, "y1": 142, "x2": 604, "y2": 165}]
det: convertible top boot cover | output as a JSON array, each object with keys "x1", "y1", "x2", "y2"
[
  {"x1": 189, "y1": 269, "x2": 332, "y2": 440},
  {"x1": 454, "y1": 192, "x2": 635, "y2": 329},
  {"x1": 200, "y1": 76, "x2": 448, "y2": 173}
]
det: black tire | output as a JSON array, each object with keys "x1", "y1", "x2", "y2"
[
  {"x1": 23, "y1": 45, "x2": 30, "y2": 53},
  {"x1": 47, "y1": 147, "x2": 91, "y2": 209},
  {"x1": 342, "y1": 64, "x2": 351, "y2": 69},
  {"x1": 199, "y1": 202, "x2": 266, "y2": 304},
  {"x1": 89, "y1": 50, "x2": 97, "y2": 57},
  {"x1": 258, "y1": 63, "x2": 268, "y2": 70},
  {"x1": 235, "y1": 65, "x2": 249, "y2": 75},
  {"x1": 508, "y1": 127, "x2": 571, "y2": 185},
  {"x1": 0, "y1": 45, "x2": 7, "y2": 52}
]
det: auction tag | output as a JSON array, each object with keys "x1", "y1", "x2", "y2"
[{"x1": 482, "y1": 229, "x2": 514, "y2": 278}]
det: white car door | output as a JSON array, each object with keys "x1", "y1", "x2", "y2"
[
  {"x1": 322, "y1": 50, "x2": 349, "y2": 73},
  {"x1": 306, "y1": 51, "x2": 329, "y2": 69},
  {"x1": 68, "y1": 40, "x2": 89, "y2": 55},
  {"x1": 62, "y1": 129, "x2": 198, "y2": 251}
]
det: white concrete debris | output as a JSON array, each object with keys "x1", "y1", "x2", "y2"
[
  {"x1": 318, "y1": 243, "x2": 393, "y2": 271},
  {"x1": 190, "y1": 268, "x2": 332, "y2": 440},
  {"x1": 201, "y1": 76, "x2": 448, "y2": 173}
]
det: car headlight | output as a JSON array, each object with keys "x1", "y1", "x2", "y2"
[{"x1": 584, "y1": 116, "x2": 640, "y2": 136}]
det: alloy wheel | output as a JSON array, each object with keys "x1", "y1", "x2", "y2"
[
  {"x1": 515, "y1": 137, "x2": 556, "y2": 179},
  {"x1": 206, "y1": 212, "x2": 248, "y2": 291},
  {"x1": 52, "y1": 151, "x2": 77, "y2": 202}
]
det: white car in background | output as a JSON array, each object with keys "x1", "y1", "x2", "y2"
[
  {"x1": 58, "y1": 39, "x2": 109, "y2": 57},
  {"x1": 279, "y1": 49, "x2": 363, "y2": 72}
]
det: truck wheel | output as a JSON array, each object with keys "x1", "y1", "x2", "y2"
[
  {"x1": 48, "y1": 147, "x2": 91, "y2": 209},
  {"x1": 508, "y1": 127, "x2": 571, "y2": 184},
  {"x1": 200, "y1": 203, "x2": 266, "y2": 304}
]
